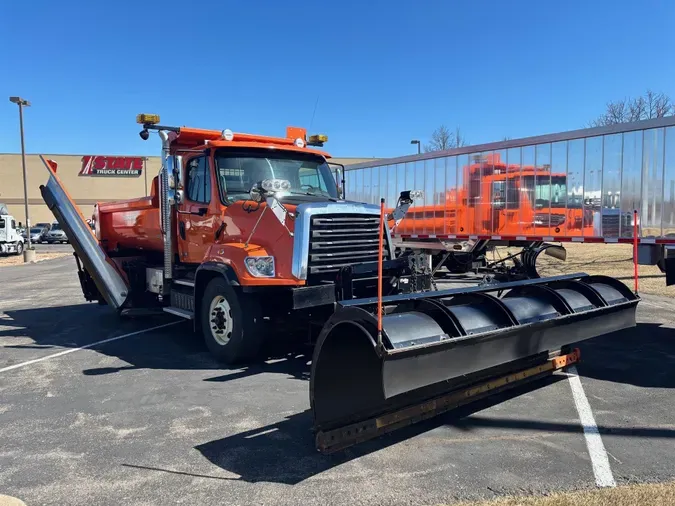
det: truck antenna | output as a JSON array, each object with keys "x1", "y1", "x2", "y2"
[{"x1": 308, "y1": 94, "x2": 320, "y2": 133}]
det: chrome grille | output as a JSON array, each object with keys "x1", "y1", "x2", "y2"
[{"x1": 308, "y1": 214, "x2": 389, "y2": 275}]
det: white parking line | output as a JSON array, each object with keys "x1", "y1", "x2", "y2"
[
  {"x1": 0, "y1": 322, "x2": 181, "y2": 374},
  {"x1": 567, "y1": 365, "x2": 616, "y2": 488}
]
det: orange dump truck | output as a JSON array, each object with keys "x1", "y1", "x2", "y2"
[{"x1": 38, "y1": 114, "x2": 638, "y2": 453}]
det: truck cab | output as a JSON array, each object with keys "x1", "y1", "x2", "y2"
[
  {"x1": 0, "y1": 211, "x2": 25, "y2": 255},
  {"x1": 42, "y1": 115, "x2": 428, "y2": 364}
]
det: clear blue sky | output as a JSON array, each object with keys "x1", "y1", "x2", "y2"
[{"x1": 2, "y1": 0, "x2": 674, "y2": 158}]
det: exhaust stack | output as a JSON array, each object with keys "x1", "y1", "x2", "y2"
[
  {"x1": 38, "y1": 156, "x2": 130, "y2": 309},
  {"x1": 159, "y1": 131, "x2": 174, "y2": 291}
]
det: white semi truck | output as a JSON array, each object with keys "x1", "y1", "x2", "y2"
[{"x1": 0, "y1": 203, "x2": 25, "y2": 255}]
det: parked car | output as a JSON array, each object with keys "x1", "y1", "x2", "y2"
[
  {"x1": 45, "y1": 223, "x2": 68, "y2": 244},
  {"x1": 35, "y1": 222, "x2": 52, "y2": 233},
  {"x1": 23, "y1": 227, "x2": 47, "y2": 244}
]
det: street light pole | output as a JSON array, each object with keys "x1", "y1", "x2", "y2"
[
  {"x1": 9, "y1": 96, "x2": 32, "y2": 257},
  {"x1": 410, "y1": 139, "x2": 421, "y2": 154}
]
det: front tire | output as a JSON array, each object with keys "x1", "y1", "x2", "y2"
[
  {"x1": 14, "y1": 242, "x2": 23, "y2": 256},
  {"x1": 200, "y1": 277, "x2": 264, "y2": 364}
]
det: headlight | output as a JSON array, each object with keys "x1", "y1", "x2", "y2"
[
  {"x1": 261, "y1": 179, "x2": 291, "y2": 193},
  {"x1": 244, "y1": 256, "x2": 275, "y2": 278}
]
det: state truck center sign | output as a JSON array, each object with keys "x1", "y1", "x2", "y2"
[{"x1": 79, "y1": 156, "x2": 144, "y2": 177}]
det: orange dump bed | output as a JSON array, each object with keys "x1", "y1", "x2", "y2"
[{"x1": 96, "y1": 176, "x2": 163, "y2": 252}]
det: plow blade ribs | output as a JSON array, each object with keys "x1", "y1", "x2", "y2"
[{"x1": 310, "y1": 273, "x2": 639, "y2": 453}]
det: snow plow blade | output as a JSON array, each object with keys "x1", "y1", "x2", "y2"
[{"x1": 310, "y1": 273, "x2": 639, "y2": 453}]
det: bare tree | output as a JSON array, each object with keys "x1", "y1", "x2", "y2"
[
  {"x1": 424, "y1": 125, "x2": 467, "y2": 152},
  {"x1": 454, "y1": 126, "x2": 467, "y2": 148},
  {"x1": 590, "y1": 90, "x2": 673, "y2": 126}
]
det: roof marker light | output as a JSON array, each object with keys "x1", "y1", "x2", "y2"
[
  {"x1": 222, "y1": 129, "x2": 234, "y2": 141},
  {"x1": 294, "y1": 138, "x2": 305, "y2": 148}
]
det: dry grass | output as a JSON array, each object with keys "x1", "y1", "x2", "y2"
[
  {"x1": 0, "y1": 251, "x2": 70, "y2": 267},
  {"x1": 493, "y1": 243, "x2": 670, "y2": 297},
  {"x1": 451, "y1": 480, "x2": 675, "y2": 506}
]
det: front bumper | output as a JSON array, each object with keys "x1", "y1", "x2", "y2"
[{"x1": 287, "y1": 257, "x2": 432, "y2": 310}]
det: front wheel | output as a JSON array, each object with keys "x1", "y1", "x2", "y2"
[
  {"x1": 14, "y1": 242, "x2": 24, "y2": 256},
  {"x1": 200, "y1": 277, "x2": 265, "y2": 364}
]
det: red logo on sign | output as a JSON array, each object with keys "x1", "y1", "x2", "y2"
[{"x1": 80, "y1": 156, "x2": 144, "y2": 177}]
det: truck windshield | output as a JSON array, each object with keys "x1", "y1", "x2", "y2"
[
  {"x1": 522, "y1": 175, "x2": 582, "y2": 209},
  {"x1": 214, "y1": 149, "x2": 338, "y2": 203}
]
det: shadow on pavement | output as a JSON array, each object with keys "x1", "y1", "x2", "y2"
[
  {"x1": 1, "y1": 303, "x2": 313, "y2": 378},
  {"x1": 577, "y1": 322, "x2": 675, "y2": 388},
  {"x1": 194, "y1": 376, "x2": 565, "y2": 485}
]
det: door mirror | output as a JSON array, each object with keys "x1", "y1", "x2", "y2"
[
  {"x1": 174, "y1": 155, "x2": 184, "y2": 190},
  {"x1": 329, "y1": 163, "x2": 345, "y2": 199}
]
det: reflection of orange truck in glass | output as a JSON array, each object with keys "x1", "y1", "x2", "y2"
[{"x1": 393, "y1": 153, "x2": 595, "y2": 237}]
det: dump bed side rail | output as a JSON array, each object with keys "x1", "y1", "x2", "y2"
[{"x1": 38, "y1": 155, "x2": 130, "y2": 309}]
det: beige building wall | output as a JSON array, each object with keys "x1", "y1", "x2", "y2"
[{"x1": 0, "y1": 154, "x2": 375, "y2": 225}]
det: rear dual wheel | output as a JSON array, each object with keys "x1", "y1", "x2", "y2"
[{"x1": 200, "y1": 277, "x2": 265, "y2": 364}]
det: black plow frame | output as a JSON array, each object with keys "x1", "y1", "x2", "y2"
[{"x1": 310, "y1": 273, "x2": 639, "y2": 453}]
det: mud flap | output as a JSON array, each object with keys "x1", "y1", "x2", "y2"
[{"x1": 310, "y1": 273, "x2": 639, "y2": 452}]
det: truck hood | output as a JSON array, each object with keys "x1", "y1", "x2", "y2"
[{"x1": 277, "y1": 194, "x2": 340, "y2": 206}]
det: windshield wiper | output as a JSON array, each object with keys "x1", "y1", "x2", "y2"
[{"x1": 287, "y1": 190, "x2": 338, "y2": 201}]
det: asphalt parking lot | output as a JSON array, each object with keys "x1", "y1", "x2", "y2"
[
  {"x1": 31, "y1": 242, "x2": 73, "y2": 253},
  {"x1": 1, "y1": 257, "x2": 674, "y2": 506}
]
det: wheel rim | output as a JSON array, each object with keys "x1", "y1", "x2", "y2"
[
  {"x1": 17, "y1": 243, "x2": 23, "y2": 254},
  {"x1": 209, "y1": 295, "x2": 233, "y2": 346}
]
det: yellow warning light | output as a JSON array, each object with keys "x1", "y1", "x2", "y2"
[
  {"x1": 308, "y1": 134, "x2": 328, "y2": 147},
  {"x1": 136, "y1": 113, "x2": 160, "y2": 125}
]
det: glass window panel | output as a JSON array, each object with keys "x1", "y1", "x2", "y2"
[
  {"x1": 353, "y1": 169, "x2": 363, "y2": 203},
  {"x1": 457, "y1": 154, "x2": 469, "y2": 234},
  {"x1": 567, "y1": 139, "x2": 585, "y2": 237},
  {"x1": 550, "y1": 141, "x2": 568, "y2": 236},
  {"x1": 522, "y1": 146, "x2": 535, "y2": 233},
  {"x1": 445, "y1": 156, "x2": 457, "y2": 234},
  {"x1": 584, "y1": 136, "x2": 602, "y2": 234},
  {"x1": 362, "y1": 167, "x2": 372, "y2": 205},
  {"x1": 642, "y1": 128, "x2": 664, "y2": 237},
  {"x1": 664, "y1": 127, "x2": 675, "y2": 237},
  {"x1": 506, "y1": 147, "x2": 522, "y2": 234},
  {"x1": 431, "y1": 157, "x2": 444, "y2": 235},
  {"x1": 414, "y1": 160, "x2": 424, "y2": 234},
  {"x1": 344, "y1": 169, "x2": 353, "y2": 200},
  {"x1": 380, "y1": 164, "x2": 388, "y2": 207},
  {"x1": 620, "y1": 131, "x2": 643, "y2": 238},
  {"x1": 387, "y1": 165, "x2": 398, "y2": 212},
  {"x1": 393, "y1": 163, "x2": 407, "y2": 234},
  {"x1": 489, "y1": 150, "x2": 509, "y2": 234},
  {"x1": 602, "y1": 134, "x2": 622, "y2": 238},
  {"x1": 423, "y1": 159, "x2": 433, "y2": 234},
  {"x1": 371, "y1": 166, "x2": 380, "y2": 206},
  {"x1": 467, "y1": 152, "x2": 487, "y2": 234},
  {"x1": 535, "y1": 143, "x2": 552, "y2": 236}
]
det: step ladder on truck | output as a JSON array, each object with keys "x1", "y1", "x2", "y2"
[{"x1": 38, "y1": 114, "x2": 639, "y2": 453}]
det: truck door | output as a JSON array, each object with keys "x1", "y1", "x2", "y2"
[{"x1": 178, "y1": 155, "x2": 214, "y2": 263}]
